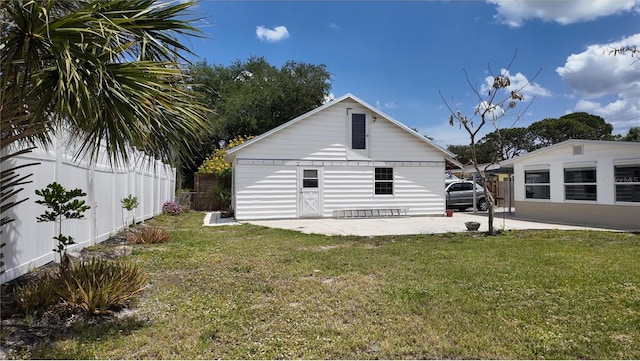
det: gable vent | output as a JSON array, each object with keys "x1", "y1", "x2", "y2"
[{"x1": 572, "y1": 145, "x2": 584, "y2": 155}]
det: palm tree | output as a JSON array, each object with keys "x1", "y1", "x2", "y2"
[
  {"x1": 1, "y1": 0, "x2": 209, "y2": 271},
  {"x1": 1, "y1": 0, "x2": 208, "y2": 164}
]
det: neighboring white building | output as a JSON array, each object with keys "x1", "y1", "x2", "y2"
[
  {"x1": 500, "y1": 139, "x2": 640, "y2": 230},
  {"x1": 226, "y1": 94, "x2": 462, "y2": 221}
]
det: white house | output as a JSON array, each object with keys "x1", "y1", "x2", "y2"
[
  {"x1": 500, "y1": 139, "x2": 640, "y2": 230},
  {"x1": 225, "y1": 94, "x2": 462, "y2": 221}
]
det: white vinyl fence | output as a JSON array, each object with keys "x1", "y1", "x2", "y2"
[{"x1": 1, "y1": 134, "x2": 176, "y2": 284}]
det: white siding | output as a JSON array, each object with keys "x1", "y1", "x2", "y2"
[
  {"x1": 234, "y1": 162, "x2": 446, "y2": 220},
  {"x1": 231, "y1": 96, "x2": 452, "y2": 220},
  {"x1": 369, "y1": 117, "x2": 444, "y2": 162},
  {"x1": 237, "y1": 103, "x2": 348, "y2": 161},
  {"x1": 323, "y1": 164, "x2": 445, "y2": 216},
  {"x1": 511, "y1": 141, "x2": 640, "y2": 205},
  {"x1": 234, "y1": 165, "x2": 298, "y2": 220},
  {"x1": 235, "y1": 99, "x2": 444, "y2": 162}
]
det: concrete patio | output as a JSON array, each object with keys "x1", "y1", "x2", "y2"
[{"x1": 204, "y1": 209, "x2": 614, "y2": 236}]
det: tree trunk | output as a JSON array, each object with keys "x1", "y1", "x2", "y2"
[{"x1": 484, "y1": 183, "x2": 496, "y2": 235}]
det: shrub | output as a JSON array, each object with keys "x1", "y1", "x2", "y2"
[
  {"x1": 198, "y1": 135, "x2": 254, "y2": 177},
  {"x1": 14, "y1": 258, "x2": 147, "y2": 316},
  {"x1": 58, "y1": 258, "x2": 147, "y2": 315},
  {"x1": 35, "y1": 182, "x2": 90, "y2": 267},
  {"x1": 121, "y1": 194, "x2": 139, "y2": 226},
  {"x1": 162, "y1": 201, "x2": 183, "y2": 215},
  {"x1": 128, "y1": 227, "x2": 170, "y2": 244},
  {"x1": 14, "y1": 273, "x2": 61, "y2": 316}
]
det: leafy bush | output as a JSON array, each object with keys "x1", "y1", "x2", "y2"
[
  {"x1": 162, "y1": 201, "x2": 183, "y2": 215},
  {"x1": 128, "y1": 227, "x2": 170, "y2": 244},
  {"x1": 121, "y1": 194, "x2": 139, "y2": 226},
  {"x1": 14, "y1": 258, "x2": 147, "y2": 316}
]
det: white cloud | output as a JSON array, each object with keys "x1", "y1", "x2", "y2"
[
  {"x1": 376, "y1": 100, "x2": 398, "y2": 110},
  {"x1": 329, "y1": 22, "x2": 340, "y2": 30},
  {"x1": 557, "y1": 33, "x2": 640, "y2": 133},
  {"x1": 480, "y1": 69, "x2": 551, "y2": 100},
  {"x1": 256, "y1": 25, "x2": 290, "y2": 43},
  {"x1": 488, "y1": 0, "x2": 640, "y2": 27},
  {"x1": 475, "y1": 100, "x2": 505, "y2": 120}
]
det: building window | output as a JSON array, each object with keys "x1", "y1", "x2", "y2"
[
  {"x1": 351, "y1": 113, "x2": 366, "y2": 149},
  {"x1": 375, "y1": 168, "x2": 393, "y2": 195},
  {"x1": 302, "y1": 169, "x2": 318, "y2": 188},
  {"x1": 524, "y1": 170, "x2": 550, "y2": 199},
  {"x1": 564, "y1": 167, "x2": 597, "y2": 201},
  {"x1": 614, "y1": 165, "x2": 640, "y2": 202}
]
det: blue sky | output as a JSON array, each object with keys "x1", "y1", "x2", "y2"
[{"x1": 185, "y1": 0, "x2": 640, "y2": 147}]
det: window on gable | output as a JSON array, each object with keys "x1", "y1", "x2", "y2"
[
  {"x1": 525, "y1": 170, "x2": 550, "y2": 199},
  {"x1": 351, "y1": 113, "x2": 366, "y2": 149},
  {"x1": 375, "y1": 168, "x2": 393, "y2": 195},
  {"x1": 614, "y1": 165, "x2": 640, "y2": 202},
  {"x1": 564, "y1": 167, "x2": 597, "y2": 201}
]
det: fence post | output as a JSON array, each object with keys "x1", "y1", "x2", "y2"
[{"x1": 88, "y1": 160, "x2": 97, "y2": 245}]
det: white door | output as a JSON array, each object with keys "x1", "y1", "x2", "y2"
[{"x1": 299, "y1": 168, "x2": 321, "y2": 217}]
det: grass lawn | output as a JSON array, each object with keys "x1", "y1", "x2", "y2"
[{"x1": 27, "y1": 211, "x2": 640, "y2": 359}]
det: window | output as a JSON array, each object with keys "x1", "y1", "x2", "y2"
[
  {"x1": 447, "y1": 182, "x2": 473, "y2": 192},
  {"x1": 375, "y1": 168, "x2": 393, "y2": 195},
  {"x1": 302, "y1": 169, "x2": 318, "y2": 188},
  {"x1": 564, "y1": 167, "x2": 597, "y2": 201},
  {"x1": 524, "y1": 170, "x2": 550, "y2": 199},
  {"x1": 614, "y1": 165, "x2": 640, "y2": 202},
  {"x1": 351, "y1": 113, "x2": 366, "y2": 149}
]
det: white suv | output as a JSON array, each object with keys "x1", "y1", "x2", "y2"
[{"x1": 445, "y1": 181, "x2": 488, "y2": 211}]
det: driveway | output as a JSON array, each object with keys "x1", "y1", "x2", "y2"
[{"x1": 206, "y1": 209, "x2": 613, "y2": 236}]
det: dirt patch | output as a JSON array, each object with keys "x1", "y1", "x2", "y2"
[{"x1": 0, "y1": 229, "x2": 141, "y2": 359}]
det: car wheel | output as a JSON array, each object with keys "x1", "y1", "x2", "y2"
[{"x1": 477, "y1": 198, "x2": 488, "y2": 211}]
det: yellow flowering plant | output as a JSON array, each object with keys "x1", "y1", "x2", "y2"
[{"x1": 198, "y1": 135, "x2": 254, "y2": 177}]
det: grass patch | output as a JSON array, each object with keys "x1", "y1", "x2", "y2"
[{"x1": 24, "y1": 212, "x2": 640, "y2": 359}]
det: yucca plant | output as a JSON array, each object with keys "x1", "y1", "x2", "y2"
[
  {"x1": 58, "y1": 258, "x2": 147, "y2": 315},
  {"x1": 128, "y1": 226, "x2": 171, "y2": 245},
  {"x1": 14, "y1": 273, "x2": 62, "y2": 316},
  {"x1": 14, "y1": 258, "x2": 147, "y2": 316}
]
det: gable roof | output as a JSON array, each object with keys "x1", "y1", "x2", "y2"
[
  {"x1": 226, "y1": 93, "x2": 462, "y2": 168},
  {"x1": 499, "y1": 139, "x2": 640, "y2": 167}
]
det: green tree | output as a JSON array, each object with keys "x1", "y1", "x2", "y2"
[
  {"x1": 619, "y1": 126, "x2": 640, "y2": 142},
  {"x1": 528, "y1": 112, "x2": 614, "y2": 147},
  {"x1": 182, "y1": 56, "x2": 332, "y2": 187},
  {"x1": 479, "y1": 127, "x2": 534, "y2": 161},
  {"x1": 447, "y1": 143, "x2": 494, "y2": 165}
]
